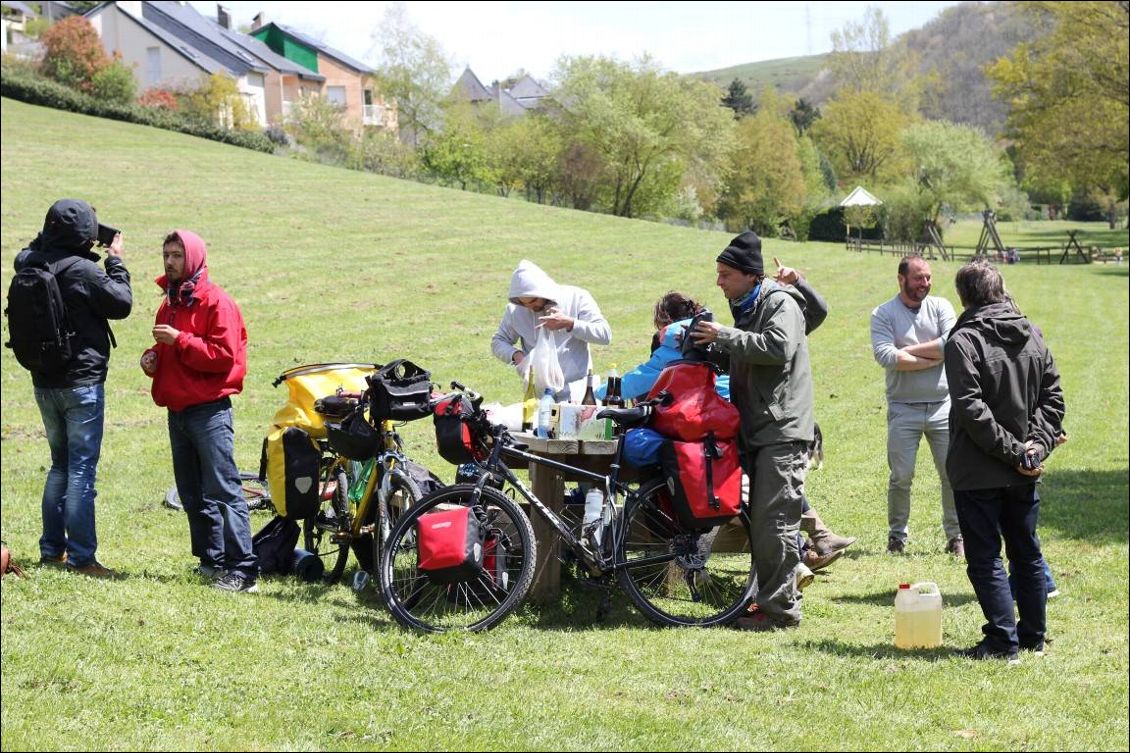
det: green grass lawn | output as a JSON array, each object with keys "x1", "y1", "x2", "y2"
[{"x1": 2, "y1": 98, "x2": 1128, "y2": 751}]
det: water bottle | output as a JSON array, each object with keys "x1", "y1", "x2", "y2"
[
  {"x1": 894, "y1": 581, "x2": 943, "y2": 649},
  {"x1": 536, "y1": 388, "x2": 554, "y2": 439},
  {"x1": 583, "y1": 487, "x2": 604, "y2": 547}
]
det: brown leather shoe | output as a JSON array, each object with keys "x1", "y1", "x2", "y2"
[
  {"x1": 67, "y1": 561, "x2": 118, "y2": 579},
  {"x1": 804, "y1": 547, "x2": 844, "y2": 572},
  {"x1": 946, "y1": 537, "x2": 965, "y2": 558},
  {"x1": 39, "y1": 553, "x2": 67, "y2": 566}
]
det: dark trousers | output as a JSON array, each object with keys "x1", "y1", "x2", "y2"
[{"x1": 955, "y1": 484, "x2": 1046, "y2": 650}]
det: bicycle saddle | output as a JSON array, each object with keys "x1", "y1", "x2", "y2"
[{"x1": 596, "y1": 405, "x2": 652, "y2": 429}]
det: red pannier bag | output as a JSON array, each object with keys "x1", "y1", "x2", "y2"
[
  {"x1": 416, "y1": 506, "x2": 485, "y2": 583},
  {"x1": 658, "y1": 433, "x2": 742, "y2": 531},
  {"x1": 646, "y1": 361, "x2": 739, "y2": 441}
]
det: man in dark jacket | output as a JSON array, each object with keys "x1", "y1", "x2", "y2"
[
  {"x1": 141, "y1": 230, "x2": 256, "y2": 593},
  {"x1": 944, "y1": 260, "x2": 1064, "y2": 662},
  {"x1": 13, "y1": 199, "x2": 133, "y2": 577},
  {"x1": 692, "y1": 231, "x2": 815, "y2": 630}
]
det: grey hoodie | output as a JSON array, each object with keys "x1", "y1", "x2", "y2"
[{"x1": 491, "y1": 260, "x2": 611, "y2": 399}]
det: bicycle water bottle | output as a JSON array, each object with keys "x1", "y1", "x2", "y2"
[
  {"x1": 536, "y1": 388, "x2": 554, "y2": 439},
  {"x1": 583, "y1": 487, "x2": 604, "y2": 547}
]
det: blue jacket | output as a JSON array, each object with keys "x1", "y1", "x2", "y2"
[{"x1": 597, "y1": 318, "x2": 730, "y2": 402}]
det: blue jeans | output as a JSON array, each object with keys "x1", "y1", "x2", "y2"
[
  {"x1": 955, "y1": 484, "x2": 1046, "y2": 651},
  {"x1": 168, "y1": 398, "x2": 256, "y2": 578},
  {"x1": 886, "y1": 400, "x2": 960, "y2": 541},
  {"x1": 34, "y1": 384, "x2": 105, "y2": 567}
]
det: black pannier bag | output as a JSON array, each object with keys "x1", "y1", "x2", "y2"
[
  {"x1": 434, "y1": 395, "x2": 486, "y2": 465},
  {"x1": 658, "y1": 433, "x2": 742, "y2": 531},
  {"x1": 416, "y1": 505, "x2": 485, "y2": 584},
  {"x1": 369, "y1": 359, "x2": 432, "y2": 421},
  {"x1": 325, "y1": 403, "x2": 381, "y2": 461}
]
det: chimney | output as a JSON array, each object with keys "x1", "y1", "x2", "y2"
[
  {"x1": 251, "y1": 11, "x2": 267, "y2": 30},
  {"x1": 217, "y1": 4, "x2": 231, "y2": 30}
]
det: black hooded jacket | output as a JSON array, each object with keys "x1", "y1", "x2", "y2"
[
  {"x1": 943, "y1": 302, "x2": 1064, "y2": 491},
  {"x1": 13, "y1": 199, "x2": 133, "y2": 388}
]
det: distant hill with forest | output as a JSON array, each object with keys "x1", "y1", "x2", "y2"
[{"x1": 693, "y1": 1, "x2": 1038, "y2": 136}]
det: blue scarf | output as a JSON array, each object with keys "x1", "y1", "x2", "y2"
[{"x1": 730, "y1": 281, "x2": 762, "y2": 319}]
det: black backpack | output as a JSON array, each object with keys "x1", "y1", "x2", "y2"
[
  {"x1": 4, "y1": 257, "x2": 78, "y2": 373},
  {"x1": 252, "y1": 515, "x2": 302, "y2": 576}
]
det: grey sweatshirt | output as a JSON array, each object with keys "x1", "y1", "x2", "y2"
[
  {"x1": 491, "y1": 260, "x2": 612, "y2": 399},
  {"x1": 870, "y1": 294, "x2": 957, "y2": 404}
]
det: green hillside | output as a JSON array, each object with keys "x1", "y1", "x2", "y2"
[
  {"x1": 2, "y1": 99, "x2": 1127, "y2": 750},
  {"x1": 694, "y1": 53, "x2": 829, "y2": 97}
]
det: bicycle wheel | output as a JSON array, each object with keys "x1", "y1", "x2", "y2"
[
  {"x1": 368, "y1": 468, "x2": 422, "y2": 570},
  {"x1": 616, "y1": 478, "x2": 755, "y2": 627},
  {"x1": 164, "y1": 471, "x2": 272, "y2": 512},
  {"x1": 304, "y1": 469, "x2": 352, "y2": 585},
  {"x1": 379, "y1": 484, "x2": 535, "y2": 633}
]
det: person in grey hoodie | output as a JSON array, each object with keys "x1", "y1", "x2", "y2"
[
  {"x1": 691, "y1": 231, "x2": 814, "y2": 631},
  {"x1": 944, "y1": 260, "x2": 1064, "y2": 662},
  {"x1": 491, "y1": 259, "x2": 612, "y2": 401}
]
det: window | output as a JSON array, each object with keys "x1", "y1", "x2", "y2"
[
  {"x1": 146, "y1": 46, "x2": 161, "y2": 86},
  {"x1": 325, "y1": 85, "x2": 346, "y2": 109},
  {"x1": 363, "y1": 89, "x2": 373, "y2": 106}
]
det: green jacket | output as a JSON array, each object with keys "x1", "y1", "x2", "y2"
[{"x1": 715, "y1": 281, "x2": 814, "y2": 449}]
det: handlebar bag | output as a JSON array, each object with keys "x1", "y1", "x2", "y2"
[
  {"x1": 370, "y1": 359, "x2": 432, "y2": 421},
  {"x1": 416, "y1": 505, "x2": 485, "y2": 584},
  {"x1": 658, "y1": 433, "x2": 741, "y2": 531},
  {"x1": 325, "y1": 403, "x2": 381, "y2": 461}
]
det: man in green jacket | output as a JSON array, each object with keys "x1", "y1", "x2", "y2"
[{"x1": 692, "y1": 230, "x2": 815, "y2": 630}]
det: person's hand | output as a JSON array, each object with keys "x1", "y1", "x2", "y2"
[
  {"x1": 690, "y1": 319, "x2": 722, "y2": 345},
  {"x1": 106, "y1": 233, "x2": 124, "y2": 259},
  {"x1": 773, "y1": 256, "x2": 801, "y2": 286},
  {"x1": 140, "y1": 350, "x2": 157, "y2": 375},
  {"x1": 1056, "y1": 432, "x2": 1068, "y2": 447},
  {"x1": 537, "y1": 309, "x2": 574, "y2": 331},
  {"x1": 1016, "y1": 440, "x2": 1046, "y2": 477},
  {"x1": 152, "y1": 324, "x2": 180, "y2": 345},
  {"x1": 512, "y1": 350, "x2": 526, "y2": 366}
]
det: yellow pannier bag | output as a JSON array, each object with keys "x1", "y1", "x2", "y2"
[
  {"x1": 271, "y1": 363, "x2": 377, "y2": 439},
  {"x1": 263, "y1": 363, "x2": 377, "y2": 518}
]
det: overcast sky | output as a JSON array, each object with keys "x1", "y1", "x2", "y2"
[{"x1": 190, "y1": 1, "x2": 962, "y2": 81}]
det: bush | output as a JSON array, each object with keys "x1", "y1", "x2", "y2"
[
  {"x1": 40, "y1": 15, "x2": 108, "y2": 92},
  {"x1": 138, "y1": 87, "x2": 178, "y2": 111},
  {"x1": 1, "y1": 66, "x2": 274, "y2": 153},
  {"x1": 90, "y1": 58, "x2": 136, "y2": 105}
]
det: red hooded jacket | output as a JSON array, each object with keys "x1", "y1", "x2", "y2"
[{"x1": 142, "y1": 230, "x2": 247, "y2": 411}]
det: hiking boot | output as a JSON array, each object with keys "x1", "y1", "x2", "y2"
[
  {"x1": 804, "y1": 547, "x2": 844, "y2": 573},
  {"x1": 795, "y1": 561, "x2": 815, "y2": 591},
  {"x1": 733, "y1": 609, "x2": 800, "y2": 632},
  {"x1": 1019, "y1": 639, "x2": 1047, "y2": 657},
  {"x1": 1047, "y1": 588, "x2": 1061, "y2": 599},
  {"x1": 193, "y1": 563, "x2": 226, "y2": 580},
  {"x1": 39, "y1": 553, "x2": 67, "y2": 567},
  {"x1": 946, "y1": 537, "x2": 966, "y2": 558},
  {"x1": 887, "y1": 535, "x2": 905, "y2": 554},
  {"x1": 959, "y1": 640, "x2": 1020, "y2": 664},
  {"x1": 800, "y1": 509, "x2": 857, "y2": 557},
  {"x1": 67, "y1": 561, "x2": 118, "y2": 579},
  {"x1": 214, "y1": 572, "x2": 258, "y2": 593}
]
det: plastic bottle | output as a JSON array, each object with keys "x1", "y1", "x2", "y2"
[
  {"x1": 583, "y1": 487, "x2": 604, "y2": 547},
  {"x1": 894, "y1": 581, "x2": 943, "y2": 649},
  {"x1": 522, "y1": 366, "x2": 538, "y2": 432},
  {"x1": 536, "y1": 388, "x2": 555, "y2": 439}
]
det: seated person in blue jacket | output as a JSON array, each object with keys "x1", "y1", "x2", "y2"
[{"x1": 612, "y1": 285, "x2": 855, "y2": 575}]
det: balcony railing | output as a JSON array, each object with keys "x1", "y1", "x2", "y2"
[{"x1": 363, "y1": 104, "x2": 385, "y2": 126}]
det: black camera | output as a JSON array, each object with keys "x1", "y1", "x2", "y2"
[{"x1": 96, "y1": 223, "x2": 119, "y2": 247}]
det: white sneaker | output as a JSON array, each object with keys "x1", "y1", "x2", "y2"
[{"x1": 796, "y1": 562, "x2": 815, "y2": 591}]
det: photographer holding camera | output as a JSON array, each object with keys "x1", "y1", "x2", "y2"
[
  {"x1": 10, "y1": 198, "x2": 132, "y2": 578},
  {"x1": 943, "y1": 259, "x2": 1065, "y2": 663}
]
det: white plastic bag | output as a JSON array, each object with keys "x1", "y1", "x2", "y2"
[{"x1": 528, "y1": 326, "x2": 565, "y2": 395}]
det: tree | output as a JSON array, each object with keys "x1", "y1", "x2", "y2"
[
  {"x1": 421, "y1": 102, "x2": 491, "y2": 190},
  {"x1": 901, "y1": 120, "x2": 1013, "y2": 226},
  {"x1": 719, "y1": 100, "x2": 807, "y2": 234},
  {"x1": 40, "y1": 15, "x2": 109, "y2": 93},
  {"x1": 828, "y1": 7, "x2": 922, "y2": 114},
  {"x1": 811, "y1": 89, "x2": 909, "y2": 183},
  {"x1": 988, "y1": 1, "x2": 1129, "y2": 214},
  {"x1": 91, "y1": 57, "x2": 137, "y2": 105},
  {"x1": 182, "y1": 73, "x2": 255, "y2": 130},
  {"x1": 721, "y1": 78, "x2": 754, "y2": 118},
  {"x1": 487, "y1": 114, "x2": 562, "y2": 202},
  {"x1": 788, "y1": 98, "x2": 820, "y2": 135},
  {"x1": 552, "y1": 55, "x2": 734, "y2": 218},
  {"x1": 286, "y1": 93, "x2": 351, "y2": 162},
  {"x1": 370, "y1": 3, "x2": 453, "y2": 148}
]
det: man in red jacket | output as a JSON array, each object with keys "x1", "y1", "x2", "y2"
[{"x1": 141, "y1": 230, "x2": 257, "y2": 593}]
